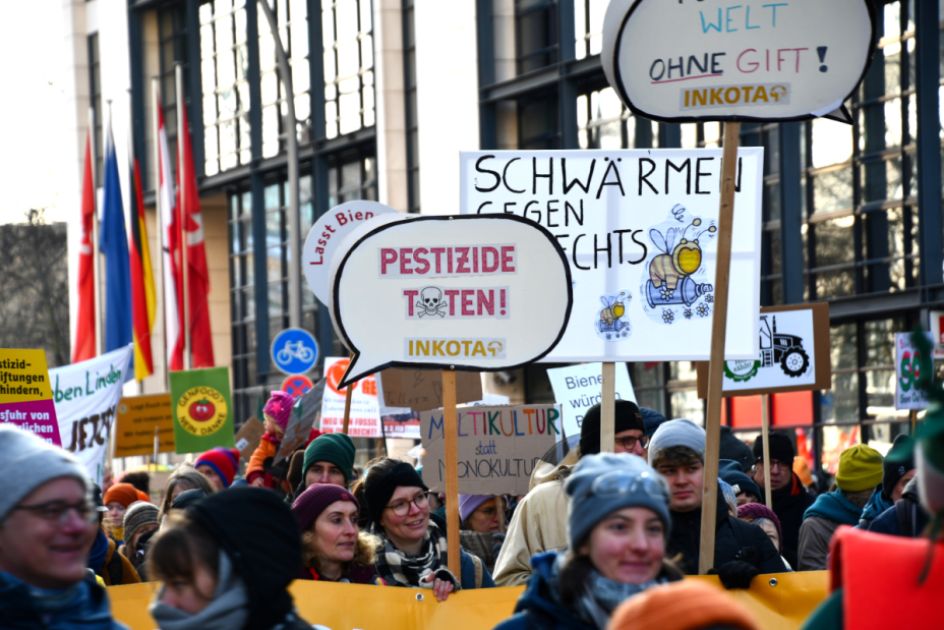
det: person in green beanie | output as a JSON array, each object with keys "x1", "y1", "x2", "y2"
[
  {"x1": 300, "y1": 433, "x2": 356, "y2": 489},
  {"x1": 796, "y1": 444, "x2": 883, "y2": 570}
]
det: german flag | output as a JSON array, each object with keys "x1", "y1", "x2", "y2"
[{"x1": 129, "y1": 155, "x2": 156, "y2": 380}]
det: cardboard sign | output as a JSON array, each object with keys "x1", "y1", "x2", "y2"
[
  {"x1": 0, "y1": 348, "x2": 59, "y2": 445},
  {"x1": 330, "y1": 214, "x2": 572, "y2": 387},
  {"x1": 420, "y1": 404, "x2": 561, "y2": 495},
  {"x1": 601, "y1": 0, "x2": 875, "y2": 122},
  {"x1": 896, "y1": 332, "x2": 932, "y2": 410},
  {"x1": 320, "y1": 356, "x2": 382, "y2": 437},
  {"x1": 461, "y1": 149, "x2": 762, "y2": 361},
  {"x1": 234, "y1": 417, "x2": 265, "y2": 462},
  {"x1": 696, "y1": 303, "x2": 831, "y2": 397},
  {"x1": 169, "y1": 367, "x2": 235, "y2": 454},
  {"x1": 378, "y1": 367, "x2": 483, "y2": 411},
  {"x1": 547, "y1": 362, "x2": 637, "y2": 438},
  {"x1": 303, "y1": 200, "x2": 398, "y2": 306},
  {"x1": 50, "y1": 345, "x2": 133, "y2": 484},
  {"x1": 274, "y1": 377, "x2": 326, "y2": 463},
  {"x1": 114, "y1": 394, "x2": 175, "y2": 458}
]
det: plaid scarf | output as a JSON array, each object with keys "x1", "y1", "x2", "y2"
[{"x1": 374, "y1": 522, "x2": 453, "y2": 588}]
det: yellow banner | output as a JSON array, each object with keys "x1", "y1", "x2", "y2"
[
  {"x1": 110, "y1": 572, "x2": 828, "y2": 629},
  {"x1": 0, "y1": 348, "x2": 53, "y2": 402},
  {"x1": 114, "y1": 394, "x2": 175, "y2": 458}
]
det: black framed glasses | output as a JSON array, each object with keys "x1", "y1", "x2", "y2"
[
  {"x1": 614, "y1": 434, "x2": 649, "y2": 451},
  {"x1": 13, "y1": 499, "x2": 98, "y2": 525},
  {"x1": 385, "y1": 491, "x2": 430, "y2": 517}
]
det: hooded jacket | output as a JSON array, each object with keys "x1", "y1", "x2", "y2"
[
  {"x1": 767, "y1": 472, "x2": 814, "y2": 569},
  {"x1": 797, "y1": 490, "x2": 863, "y2": 570},
  {"x1": 867, "y1": 477, "x2": 929, "y2": 538}
]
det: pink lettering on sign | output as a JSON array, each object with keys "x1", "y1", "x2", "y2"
[
  {"x1": 404, "y1": 287, "x2": 509, "y2": 318},
  {"x1": 378, "y1": 245, "x2": 517, "y2": 276}
]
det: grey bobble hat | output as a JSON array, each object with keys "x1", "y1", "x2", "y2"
[
  {"x1": 647, "y1": 419, "x2": 706, "y2": 465},
  {"x1": 565, "y1": 452, "x2": 671, "y2": 549},
  {"x1": 0, "y1": 424, "x2": 90, "y2": 523},
  {"x1": 123, "y1": 501, "x2": 159, "y2": 543}
]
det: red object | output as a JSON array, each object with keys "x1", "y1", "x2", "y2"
[
  {"x1": 727, "y1": 390, "x2": 814, "y2": 428},
  {"x1": 129, "y1": 156, "x2": 156, "y2": 379},
  {"x1": 189, "y1": 399, "x2": 216, "y2": 421},
  {"x1": 281, "y1": 374, "x2": 314, "y2": 398},
  {"x1": 156, "y1": 97, "x2": 184, "y2": 370},
  {"x1": 72, "y1": 131, "x2": 96, "y2": 363}
]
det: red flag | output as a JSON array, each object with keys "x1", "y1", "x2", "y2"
[
  {"x1": 175, "y1": 98, "x2": 215, "y2": 368},
  {"x1": 73, "y1": 130, "x2": 96, "y2": 363},
  {"x1": 157, "y1": 98, "x2": 184, "y2": 370},
  {"x1": 129, "y1": 153, "x2": 156, "y2": 379}
]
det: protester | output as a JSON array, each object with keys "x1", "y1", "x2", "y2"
[
  {"x1": 194, "y1": 447, "x2": 242, "y2": 491},
  {"x1": 118, "y1": 470, "x2": 151, "y2": 498},
  {"x1": 868, "y1": 476, "x2": 928, "y2": 537},
  {"x1": 858, "y1": 434, "x2": 915, "y2": 529},
  {"x1": 607, "y1": 580, "x2": 760, "y2": 630},
  {"x1": 719, "y1": 459, "x2": 762, "y2": 506},
  {"x1": 247, "y1": 390, "x2": 295, "y2": 489},
  {"x1": 121, "y1": 501, "x2": 159, "y2": 579},
  {"x1": 648, "y1": 419, "x2": 785, "y2": 582},
  {"x1": 0, "y1": 425, "x2": 125, "y2": 628},
  {"x1": 292, "y1": 483, "x2": 382, "y2": 584},
  {"x1": 103, "y1": 482, "x2": 146, "y2": 540},
  {"x1": 640, "y1": 407, "x2": 667, "y2": 440},
  {"x1": 737, "y1": 502, "x2": 791, "y2": 570},
  {"x1": 148, "y1": 487, "x2": 317, "y2": 629},
  {"x1": 88, "y1": 483, "x2": 141, "y2": 586},
  {"x1": 458, "y1": 494, "x2": 505, "y2": 573},
  {"x1": 158, "y1": 469, "x2": 215, "y2": 523},
  {"x1": 749, "y1": 432, "x2": 813, "y2": 568},
  {"x1": 719, "y1": 426, "x2": 754, "y2": 473},
  {"x1": 493, "y1": 400, "x2": 648, "y2": 585},
  {"x1": 363, "y1": 458, "x2": 493, "y2": 600},
  {"x1": 496, "y1": 453, "x2": 681, "y2": 629},
  {"x1": 797, "y1": 444, "x2": 884, "y2": 570},
  {"x1": 298, "y1": 432, "x2": 357, "y2": 492}
]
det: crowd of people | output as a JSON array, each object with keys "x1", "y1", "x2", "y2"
[{"x1": 0, "y1": 390, "x2": 941, "y2": 629}]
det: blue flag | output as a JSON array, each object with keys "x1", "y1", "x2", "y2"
[{"x1": 99, "y1": 124, "x2": 133, "y2": 352}]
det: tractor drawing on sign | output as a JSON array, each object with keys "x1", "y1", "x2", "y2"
[{"x1": 760, "y1": 315, "x2": 809, "y2": 377}]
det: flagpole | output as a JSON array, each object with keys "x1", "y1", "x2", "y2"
[
  {"x1": 153, "y1": 78, "x2": 171, "y2": 389},
  {"x1": 175, "y1": 64, "x2": 191, "y2": 370},
  {"x1": 88, "y1": 107, "x2": 103, "y2": 357},
  {"x1": 125, "y1": 99, "x2": 144, "y2": 394}
]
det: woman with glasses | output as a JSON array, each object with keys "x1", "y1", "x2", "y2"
[
  {"x1": 363, "y1": 458, "x2": 494, "y2": 601},
  {"x1": 497, "y1": 453, "x2": 681, "y2": 629}
]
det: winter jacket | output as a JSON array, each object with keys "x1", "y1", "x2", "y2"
[
  {"x1": 459, "y1": 549, "x2": 496, "y2": 589},
  {"x1": 767, "y1": 473, "x2": 814, "y2": 569},
  {"x1": 298, "y1": 562, "x2": 383, "y2": 585},
  {"x1": 0, "y1": 569, "x2": 126, "y2": 629},
  {"x1": 89, "y1": 530, "x2": 141, "y2": 586},
  {"x1": 460, "y1": 529, "x2": 504, "y2": 574},
  {"x1": 492, "y1": 463, "x2": 573, "y2": 586},
  {"x1": 868, "y1": 478, "x2": 929, "y2": 538},
  {"x1": 668, "y1": 485, "x2": 786, "y2": 575},
  {"x1": 797, "y1": 490, "x2": 862, "y2": 570},
  {"x1": 246, "y1": 433, "x2": 280, "y2": 487}
]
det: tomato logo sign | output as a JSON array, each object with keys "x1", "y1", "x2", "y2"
[
  {"x1": 176, "y1": 386, "x2": 228, "y2": 437},
  {"x1": 325, "y1": 358, "x2": 377, "y2": 397}
]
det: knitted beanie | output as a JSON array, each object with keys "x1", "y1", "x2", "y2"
[
  {"x1": 736, "y1": 502, "x2": 783, "y2": 550},
  {"x1": 263, "y1": 390, "x2": 295, "y2": 432},
  {"x1": 458, "y1": 494, "x2": 492, "y2": 523},
  {"x1": 719, "y1": 459, "x2": 762, "y2": 502},
  {"x1": 195, "y1": 447, "x2": 241, "y2": 488},
  {"x1": 103, "y1": 482, "x2": 141, "y2": 508},
  {"x1": 607, "y1": 579, "x2": 760, "y2": 630},
  {"x1": 364, "y1": 461, "x2": 427, "y2": 528},
  {"x1": 836, "y1": 444, "x2": 884, "y2": 492},
  {"x1": 580, "y1": 400, "x2": 644, "y2": 455},
  {"x1": 647, "y1": 419, "x2": 706, "y2": 465},
  {"x1": 171, "y1": 488, "x2": 209, "y2": 511},
  {"x1": 565, "y1": 452, "x2": 670, "y2": 549},
  {"x1": 302, "y1": 433, "x2": 356, "y2": 483},
  {"x1": 0, "y1": 425, "x2": 89, "y2": 523},
  {"x1": 752, "y1": 431, "x2": 795, "y2": 464},
  {"x1": 291, "y1": 483, "x2": 359, "y2": 532},
  {"x1": 720, "y1": 426, "x2": 754, "y2": 472},
  {"x1": 123, "y1": 501, "x2": 159, "y2": 543},
  {"x1": 640, "y1": 407, "x2": 667, "y2": 438}
]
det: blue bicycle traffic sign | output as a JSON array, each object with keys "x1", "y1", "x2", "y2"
[{"x1": 271, "y1": 328, "x2": 319, "y2": 375}]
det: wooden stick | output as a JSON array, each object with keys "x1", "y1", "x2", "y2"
[
  {"x1": 698, "y1": 121, "x2": 741, "y2": 575},
  {"x1": 442, "y1": 370, "x2": 461, "y2": 577},
  {"x1": 341, "y1": 382, "x2": 354, "y2": 434},
  {"x1": 910, "y1": 409, "x2": 917, "y2": 433},
  {"x1": 601, "y1": 362, "x2": 616, "y2": 452},
  {"x1": 761, "y1": 394, "x2": 772, "y2": 508}
]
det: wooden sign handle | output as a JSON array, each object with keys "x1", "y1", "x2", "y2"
[
  {"x1": 341, "y1": 353, "x2": 356, "y2": 434},
  {"x1": 698, "y1": 121, "x2": 741, "y2": 575},
  {"x1": 761, "y1": 394, "x2": 772, "y2": 508},
  {"x1": 442, "y1": 369, "x2": 461, "y2": 578},
  {"x1": 601, "y1": 362, "x2": 616, "y2": 452}
]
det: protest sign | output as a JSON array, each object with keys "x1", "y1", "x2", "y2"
[
  {"x1": 547, "y1": 362, "x2": 637, "y2": 438},
  {"x1": 49, "y1": 345, "x2": 133, "y2": 484},
  {"x1": 930, "y1": 310, "x2": 944, "y2": 359},
  {"x1": 420, "y1": 404, "x2": 561, "y2": 495},
  {"x1": 378, "y1": 367, "x2": 483, "y2": 411},
  {"x1": 114, "y1": 394, "x2": 175, "y2": 458},
  {"x1": 460, "y1": 148, "x2": 762, "y2": 361},
  {"x1": 235, "y1": 417, "x2": 266, "y2": 461},
  {"x1": 601, "y1": 0, "x2": 875, "y2": 122},
  {"x1": 274, "y1": 378, "x2": 326, "y2": 463},
  {"x1": 303, "y1": 200, "x2": 398, "y2": 306},
  {"x1": 896, "y1": 332, "x2": 932, "y2": 410},
  {"x1": 0, "y1": 348, "x2": 59, "y2": 444},
  {"x1": 320, "y1": 356, "x2": 381, "y2": 437},
  {"x1": 169, "y1": 367, "x2": 234, "y2": 453},
  {"x1": 329, "y1": 214, "x2": 572, "y2": 388}
]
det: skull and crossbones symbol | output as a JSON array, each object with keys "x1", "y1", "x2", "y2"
[{"x1": 416, "y1": 286, "x2": 446, "y2": 318}]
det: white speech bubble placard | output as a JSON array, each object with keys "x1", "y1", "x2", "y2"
[
  {"x1": 601, "y1": 0, "x2": 876, "y2": 122},
  {"x1": 329, "y1": 215, "x2": 573, "y2": 388},
  {"x1": 303, "y1": 200, "x2": 397, "y2": 306}
]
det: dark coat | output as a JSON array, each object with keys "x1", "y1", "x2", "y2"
[
  {"x1": 769, "y1": 473, "x2": 814, "y2": 568},
  {"x1": 0, "y1": 570, "x2": 124, "y2": 629},
  {"x1": 668, "y1": 488, "x2": 786, "y2": 575},
  {"x1": 867, "y1": 480, "x2": 929, "y2": 538}
]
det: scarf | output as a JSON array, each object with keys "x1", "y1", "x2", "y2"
[
  {"x1": 858, "y1": 490, "x2": 893, "y2": 527},
  {"x1": 0, "y1": 571, "x2": 121, "y2": 629},
  {"x1": 149, "y1": 552, "x2": 249, "y2": 630},
  {"x1": 804, "y1": 489, "x2": 862, "y2": 525},
  {"x1": 374, "y1": 522, "x2": 455, "y2": 588},
  {"x1": 88, "y1": 529, "x2": 109, "y2": 573}
]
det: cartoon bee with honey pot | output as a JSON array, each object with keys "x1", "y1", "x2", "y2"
[
  {"x1": 645, "y1": 215, "x2": 716, "y2": 309},
  {"x1": 596, "y1": 291, "x2": 631, "y2": 339}
]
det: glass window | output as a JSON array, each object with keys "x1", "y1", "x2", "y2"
[
  {"x1": 574, "y1": 0, "x2": 605, "y2": 61},
  {"x1": 515, "y1": 0, "x2": 558, "y2": 74},
  {"x1": 158, "y1": 3, "x2": 189, "y2": 173},
  {"x1": 322, "y1": 0, "x2": 375, "y2": 139}
]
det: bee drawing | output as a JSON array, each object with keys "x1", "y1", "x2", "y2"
[
  {"x1": 648, "y1": 218, "x2": 716, "y2": 294},
  {"x1": 598, "y1": 292, "x2": 629, "y2": 335}
]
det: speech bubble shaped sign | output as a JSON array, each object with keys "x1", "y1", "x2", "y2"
[
  {"x1": 330, "y1": 215, "x2": 572, "y2": 388},
  {"x1": 303, "y1": 200, "x2": 397, "y2": 306},
  {"x1": 601, "y1": 0, "x2": 875, "y2": 122}
]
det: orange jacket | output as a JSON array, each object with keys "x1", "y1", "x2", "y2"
[{"x1": 245, "y1": 432, "x2": 280, "y2": 486}]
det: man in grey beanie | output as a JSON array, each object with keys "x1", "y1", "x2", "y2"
[
  {"x1": 0, "y1": 425, "x2": 125, "y2": 628},
  {"x1": 648, "y1": 419, "x2": 785, "y2": 583}
]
